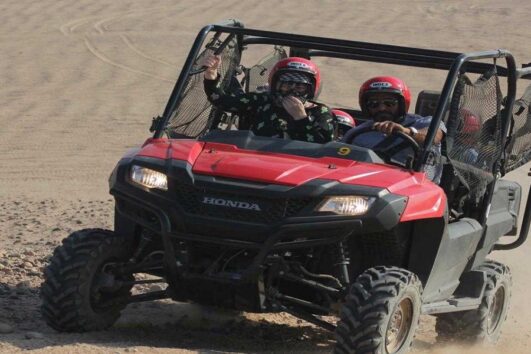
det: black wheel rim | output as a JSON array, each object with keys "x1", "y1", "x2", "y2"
[{"x1": 90, "y1": 261, "x2": 130, "y2": 312}]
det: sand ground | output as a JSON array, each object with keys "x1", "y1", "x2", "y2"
[{"x1": 1, "y1": 0, "x2": 531, "y2": 353}]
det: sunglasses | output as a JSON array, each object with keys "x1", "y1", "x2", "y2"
[{"x1": 366, "y1": 98, "x2": 399, "y2": 109}]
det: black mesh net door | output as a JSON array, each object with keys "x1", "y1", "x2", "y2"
[
  {"x1": 444, "y1": 67, "x2": 503, "y2": 203},
  {"x1": 165, "y1": 32, "x2": 242, "y2": 138}
]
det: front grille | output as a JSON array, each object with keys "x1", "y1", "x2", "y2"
[{"x1": 174, "y1": 183, "x2": 314, "y2": 224}]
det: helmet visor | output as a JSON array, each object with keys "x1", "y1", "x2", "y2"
[{"x1": 278, "y1": 72, "x2": 311, "y2": 84}]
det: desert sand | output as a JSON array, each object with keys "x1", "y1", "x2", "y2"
[{"x1": 1, "y1": 0, "x2": 531, "y2": 353}]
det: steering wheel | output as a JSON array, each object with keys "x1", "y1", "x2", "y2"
[{"x1": 344, "y1": 125, "x2": 421, "y2": 166}]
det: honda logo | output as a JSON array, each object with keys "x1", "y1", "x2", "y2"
[{"x1": 202, "y1": 197, "x2": 261, "y2": 211}]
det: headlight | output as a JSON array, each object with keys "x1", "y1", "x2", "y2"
[
  {"x1": 130, "y1": 165, "x2": 168, "y2": 191},
  {"x1": 317, "y1": 196, "x2": 374, "y2": 216}
]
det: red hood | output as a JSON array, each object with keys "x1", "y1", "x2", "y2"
[
  {"x1": 193, "y1": 142, "x2": 429, "y2": 191},
  {"x1": 135, "y1": 139, "x2": 445, "y2": 221},
  {"x1": 136, "y1": 139, "x2": 429, "y2": 190},
  {"x1": 137, "y1": 138, "x2": 205, "y2": 164}
]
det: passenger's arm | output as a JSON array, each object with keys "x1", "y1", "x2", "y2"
[
  {"x1": 202, "y1": 52, "x2": 258, "y2": 112},
  {"x1": 204, "y1": 77, "x2": 268, "y2": 113}
]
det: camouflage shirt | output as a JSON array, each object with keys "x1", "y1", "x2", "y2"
[{"x1": 204, "y1": 77, "x2": 335, "y2": 143}]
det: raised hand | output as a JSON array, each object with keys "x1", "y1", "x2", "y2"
[
  {"x1": 202, "y1": 51, "x2": 222, "y2": 80},
  {"x1": 281, "y1": 96, "x2": 307, "y2": 120}
]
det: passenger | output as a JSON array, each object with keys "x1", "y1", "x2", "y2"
[
  {"x1": 343, "y1": 76, "x2": 446, "y2": 182},
  {"x1": 202, "y1": 53, "x2": 335, "y2": 143},
  {"x1": 332, "y1": 109, "x2": 356, "y2": 141},
  {"x1": 453, "y1": 109, "x2": 482, "y2": 164}
]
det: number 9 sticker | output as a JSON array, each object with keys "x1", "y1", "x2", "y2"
[{"x1": 338, "y1": 147, "x2": 351, "y2": 156}]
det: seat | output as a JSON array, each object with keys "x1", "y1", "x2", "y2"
[{"x1": 415, "y1": 90, "x2": 441, "y2": 117}]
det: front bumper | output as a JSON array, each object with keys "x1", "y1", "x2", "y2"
[{"x1": 109, "y1": 156, "x2": 407, "y2": 289}]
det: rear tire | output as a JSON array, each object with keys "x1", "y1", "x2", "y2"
[
  {"x1": 435, "y1": 260, "x2": 511, "y2": 344},
  {"x1": 40, "y1": 228, "x2": 134, "y2": 332},
  {"x1": 334, "y1": 266, "x2": 422, "y2": 354}
]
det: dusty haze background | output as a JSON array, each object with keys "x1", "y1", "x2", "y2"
[{"x1": 1, "y1": 0, "x2": 530, "y2": 353}]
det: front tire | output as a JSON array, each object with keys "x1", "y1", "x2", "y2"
[
  {"x1": 334, "y1": 266, "x2": 422, "y2": 354},
  {"x1": 435, "y1": 260, "x2": 511, "y2": 344},
  {"x1": 41, "y1": 228, "x2": 134, "y2": 332}
]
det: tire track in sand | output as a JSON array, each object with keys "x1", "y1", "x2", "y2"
[
  {"x1": 83, "y1": 36, "x2": 174, "y2": 82},
  {"x1": 61, "y1": 6, "x2": 178, "y2": 82}
]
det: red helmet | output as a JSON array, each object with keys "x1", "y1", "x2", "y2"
[
  {"x1": 359, "y1": 76, "x2": 411, "y2": 117},
  {"x1": 460, "y1": 109, "x2": 481, "y2": 134},
  {"x1": 332, "y1": 109, "x2": 356, "y2": 138},
  {"x1": 269, "y1": 57, "x2": 321, "y2": 99}
]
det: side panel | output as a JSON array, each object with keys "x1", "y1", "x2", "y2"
[
  {"x1": 390, "y1": 179, "x2": 447, "y2": 222},
  {"x1": 399, "y1": 186, "x2": 446, "y2": 221},
  {"x1": 488, "y1": 179, "x2": 522, "y2": 235},
  {"x1": 408, "y1": 212, "x2": 483, "y2": 303},
  {"x1": 470, "y1": 179, "x2": 522, "y2": 268}
]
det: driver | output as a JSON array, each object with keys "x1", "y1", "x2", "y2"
[
  {"x1": 202, "y1": 53, "x2": 335, "y2": 143},
  {"x1": 342, "y1": 76, "x2": 446, "y2": 182}
]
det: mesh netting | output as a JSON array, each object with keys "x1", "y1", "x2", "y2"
[
  {"x1": 505, "y1": 84, "x2": 531, "y2": 172},
  {"x1": 165, "y1": 33, "x2": 241, "y2": 138},
  {"x1": 445, "y1": 68, "x2": 502, "y2": 200},
  {"x1": 245, "y1": 46, "x2": 287, "y2": 92}
]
